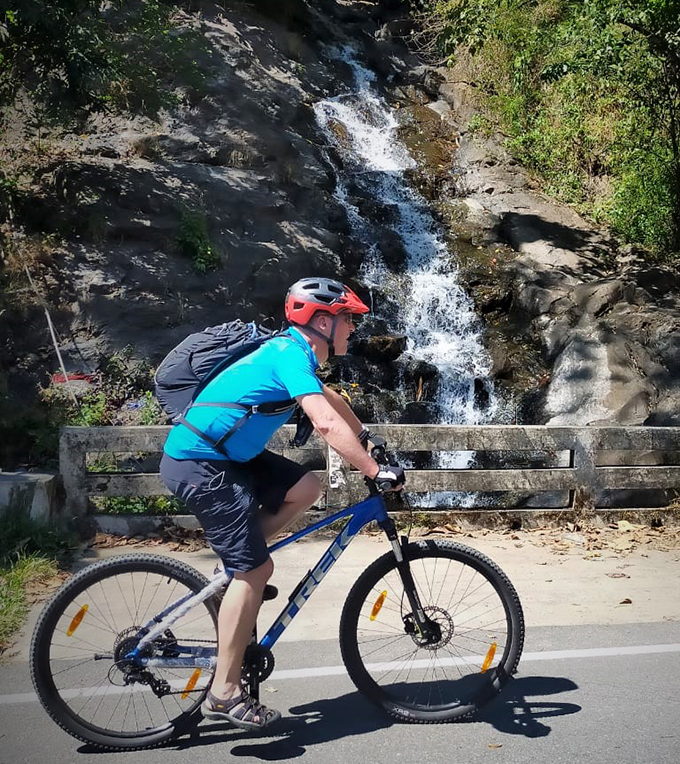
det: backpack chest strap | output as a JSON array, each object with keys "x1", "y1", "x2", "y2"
[{"x1": 177, "y1": 399, "x2": 297, "y2": 456}]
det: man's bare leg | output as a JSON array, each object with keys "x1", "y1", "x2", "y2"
[
  {"x1": 207, "y1": 474, "x2": 320, "y2": 723},
  {"x1": 260, "y1": 472, "x2": 322, "y2": 541},
  {"x1": 209, "y1": 558, "x2": 273, "y2": 722}
]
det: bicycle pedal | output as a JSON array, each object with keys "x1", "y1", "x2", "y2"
[{"x1": 263, "y1": 584, "x2": 278, "y2": 602}]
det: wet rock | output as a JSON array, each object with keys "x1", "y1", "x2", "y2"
[
  {"x1": 399, "y1": 401, "x2": 438, "y2": 423},
  {"x1": 487, "y1": 344, "x2": 513, "y2": 380},
  {"x1": 352, "y1": 197, "x2": 399, "y2": 225},
  {"x1": 352, "y1": 334, "x2": 407, "y2": 362},
  {"x1": 356, "y1": 317, "x2": 390, "y2": 336},
  {"x1": 401, "y1": 357, "x2": 439, "y2": 384},
  {"x1": 474, "y1": 378, "x2": 491, "y2": 409},
  {"x1": 376, "y1": 229, "x2": 409, "y2": 271}
]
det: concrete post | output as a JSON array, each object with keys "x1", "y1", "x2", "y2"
[{"x1": 59, "y1": 427, "x2": 88, "y2": 521}]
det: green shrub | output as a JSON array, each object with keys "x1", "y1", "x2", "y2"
[
  {"x1": 93, "y1": 496, "x2": 185, "y2": 515},
  {"x1": 0, "y1": 515, "x2": 77, "y2": 564},
  {"x1": 177, "y1": 208, "x2": 219, "y2": 273},
  {"x1": 0, "y1": 1, "x2": 216, "y2": 121},
  {"x1": 414, "y1": 0, "x2": 680, "y2": 258}
]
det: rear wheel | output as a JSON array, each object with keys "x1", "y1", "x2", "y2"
[
  {"x1": 30, "y1": 554, "x2": 218, "y2": 751},
  {"x1": 339, "y1": 540, "x2": 524, "y2": 722}
]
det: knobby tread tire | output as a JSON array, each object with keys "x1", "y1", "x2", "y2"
[
  {"x1": 30, "y1": 553, "x2": 218, "y2": 751},
  {"x1": 339, "y1": 539, "x2": 524, "y2": 724}
]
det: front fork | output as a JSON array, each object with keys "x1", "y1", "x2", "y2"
[{"x1": 379, "y1": 518, "x2": 441, "y2": 644}]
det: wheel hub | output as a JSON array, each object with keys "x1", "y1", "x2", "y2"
[
  {"x1": 113, "y1": 628, "x2": 143, "y2": 672},
  {"x1": 405, "y1": 606, "x2": 454, "y2": 650}
]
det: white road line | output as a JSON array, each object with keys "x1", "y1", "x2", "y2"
[
  {"x1": 271, "y1": 643, "x2": 680, "y2": 680},
  {"x1": 4, "y1": 643, "x2": 680, "y2": 706}
]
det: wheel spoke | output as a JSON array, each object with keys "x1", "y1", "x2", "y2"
[
  {"x1": 32, "y1": 556, "x2": 218, "y2": 748},
  {"x1": 341, "y1": 542, "x2": 523, "y2": 720}
]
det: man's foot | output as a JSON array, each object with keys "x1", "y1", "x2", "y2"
[{"x1": 201, "y1": 689, "x2": 281, "y2": 730}]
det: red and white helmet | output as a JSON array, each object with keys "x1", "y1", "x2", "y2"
[{"x1": 285, "y1": 277, "x2": 369, "y2": 326}]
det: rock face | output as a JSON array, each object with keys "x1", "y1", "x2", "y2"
[
  {"x1": 1, "y1": 0, "x2": 678, "y2": 472},
  {"x1": 1, "y1": 0, "x2": 428, "y2": 453},
  {"x1": 395, "y1": 63, "x2": 680, "y2": 427}
]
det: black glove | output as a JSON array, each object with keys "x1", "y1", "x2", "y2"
[{"x1": 374, "y1": 465, "x2": 405, "y2": 492}]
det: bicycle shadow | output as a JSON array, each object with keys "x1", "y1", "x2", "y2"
[
  {"x1": 476, "y1": 675, "x2": 581, "y2": 737},
  {"x1": 161, "y1": 675, "x2": 581, "y2": 759}
]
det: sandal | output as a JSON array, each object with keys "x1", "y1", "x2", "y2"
[{"x1": 201, "y1": 689, "x2": 281, "y2": 730}]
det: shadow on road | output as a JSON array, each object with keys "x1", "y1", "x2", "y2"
[
  {"x1": 477, "y1": 675, "x2": 581, "y2": 738},
  {"x1": 98, "y1": 675, "x2": 580, "y2": 759}
]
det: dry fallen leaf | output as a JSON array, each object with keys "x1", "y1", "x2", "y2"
[
  {"x1": 619, "y1": 598, "x2": 633, "y2": 604},
  {"x1": 488, "y1": 743, "x2": 503, "y2": 749},
  {"x1": 607, "y1": 572, "x2": 630, "y2": 579}
]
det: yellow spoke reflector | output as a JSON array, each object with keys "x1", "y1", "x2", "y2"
[
  {"x1": 181, "y1": 669, "x2": 202, "y2": 699},
  {"x1": 370, "y1": 591, "x2": 388, "y2": 621},
  {"x1": 66, "y1": 605, "x2": 88, "y2": 637},
  {"x1": 481, "y1": 642, "x2": 497, "y2": 673}
]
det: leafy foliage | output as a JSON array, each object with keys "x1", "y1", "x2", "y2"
[
  {"x1": 413, "y1": 0, "x2": 680, "y2": 256},
  {"x1": 177, "y1": 208, "x2": 219, "y2": 273},
  {"x1": 0, "y1": 1, "x2": 214, "y2": 121}
]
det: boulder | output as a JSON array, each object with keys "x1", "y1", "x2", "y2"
[
  {"x1": 399, "y1": 401, "x2": 438, "y2": 423},
  {"x1": 375, "y1": 19, "x2": 413, "y2": 41},
  {"x1": 352, "y1": 334, "x2": 407, "y2": 362}
]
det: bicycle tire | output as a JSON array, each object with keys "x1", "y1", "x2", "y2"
[
  {"x1": 339, "y1": 539, "x2": 524, "y2": 723},
  {"x1": 30, "y1": 553, "x2": 219, "y2": 751}
]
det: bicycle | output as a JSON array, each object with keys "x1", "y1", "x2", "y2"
[{"x1": 30, "y1": 441, "x2": 524, "y2": 751}]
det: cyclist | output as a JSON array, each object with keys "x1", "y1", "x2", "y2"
[{"x1": 159, "y1": 277, "x2": 405, "y2": 730}]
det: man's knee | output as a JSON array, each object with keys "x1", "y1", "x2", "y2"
[
  {"x1": 286, "y1": 472, "x2": 322, "y2": 507},
  {"x1": 234, "y1": 556, "x2": 274, "y2": 587}
]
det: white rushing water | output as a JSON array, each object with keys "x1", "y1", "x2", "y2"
[{"x1": 314, "y1": 47, "x2": 499, "y2": 502}]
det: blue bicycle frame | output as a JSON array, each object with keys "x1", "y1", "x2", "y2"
[
  {"x1": 132, "y1": 471, "x2": 437, "y2": 683},
  {"x1": 260, "y1": 494, "x2": 391, "y2": 649},
  {"x1": 133, "y1": 493, "x2": 403, "y2": 666}
]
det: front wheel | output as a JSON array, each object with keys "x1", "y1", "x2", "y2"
[
  {"x1": 30, "y1": 553, "x2": 218, "y2": 751},
  {"x1": 339, "y1": 540, "x2": 524, "y2": 723}
]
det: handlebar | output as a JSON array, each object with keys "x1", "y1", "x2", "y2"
[{"x1": 361, "y1": 434, "x2": 405, "y2": 495}]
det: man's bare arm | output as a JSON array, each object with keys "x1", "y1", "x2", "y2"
[
  {"x1": 322, "y1": 384, "x2": 364, "y2": 436},
  {"x1": 297, "y1": 393, "x2": 377, "y2": 478}
]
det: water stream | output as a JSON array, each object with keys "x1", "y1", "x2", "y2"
[{"x1": 314, "y1": 47, "x2": 500, "y2": 503}]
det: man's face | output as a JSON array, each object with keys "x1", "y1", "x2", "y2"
[
  {"x1": 331, "y1": 312, "x2": 356, "y2": 355},
  {"x1": 314, "y1": 311, "x2": 356, "y2": 355}
]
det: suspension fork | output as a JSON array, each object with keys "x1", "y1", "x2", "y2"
[{"x1": 379, "y1": 518, "x2": 440, "y2": 643}]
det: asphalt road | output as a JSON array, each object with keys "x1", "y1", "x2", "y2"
[{"x1": 1, "y1": 621, "x2": 679, "y2": 764}]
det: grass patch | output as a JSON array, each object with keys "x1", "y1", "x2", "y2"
[
  {"x1": 0, "y1": 516, "x2": 77, "y2": 653},
  {"x1": 0, "y1": 555, "x2": 57, "y2": 652},
  {"x1": 92, "y1": 496, "x2": 185, "y2": 515}
]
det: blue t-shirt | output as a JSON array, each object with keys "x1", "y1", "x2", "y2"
[{"x1": 163, "y1": 327, "x2": 323, "y2": 462}]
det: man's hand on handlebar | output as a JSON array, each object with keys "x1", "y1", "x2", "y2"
[
  {"x1": 373, "y1": 465, "x2": 405, "y2": 493},
  {"x1": 359, "y1": 430, "x2": 405, "y2": 493}
]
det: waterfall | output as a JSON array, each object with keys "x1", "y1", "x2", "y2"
[{"x1": 314, "y1": 47, "x2": 499, "y2": 504}]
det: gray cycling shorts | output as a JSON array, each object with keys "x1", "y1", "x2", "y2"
[{"x1": 159, "y1": 451, "x2": 309, "y2": 572}]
